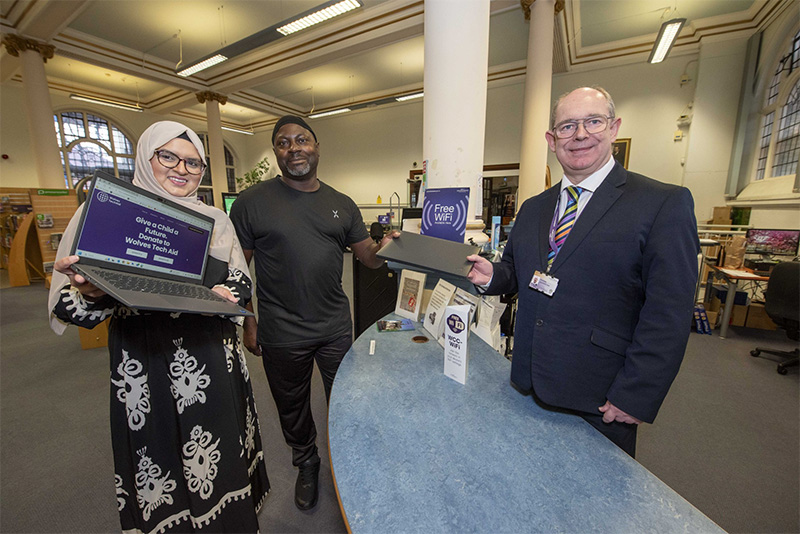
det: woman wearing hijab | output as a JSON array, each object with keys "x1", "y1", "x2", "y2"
[{"x1": 49, "y1": 121, "x2": 269, "y2": 532}]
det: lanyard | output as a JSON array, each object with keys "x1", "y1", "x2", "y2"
[
  {"x1": 547, "y1": 192, "x2": 562, "y2": 255},
  {"x1": 546, "y1": 192, "x2": 564, "y2": 272}
]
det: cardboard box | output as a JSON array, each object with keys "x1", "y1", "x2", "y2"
[
  {"x1": 745, "y1": 303, "x2": 778, "y2": 330},
  {"x1": 731, "y1": 305, "x2": 748, "y2": 327},
  {"x1": 712, "y1": 206, "x2": 732, "y2": 224},
  {"x1": 705, "y1": 310, "x2": 719, "y2": 329},
  {"x1": 707, "y1": 298, "x2": 747, "y2": 326}
]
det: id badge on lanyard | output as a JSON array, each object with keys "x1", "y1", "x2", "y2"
[
  {"x1": 530, "y1": 192, "x2": 564, "y2": 297},
  {"x1": 529, "y1": 270, "x2": 558, "y2": 296}
]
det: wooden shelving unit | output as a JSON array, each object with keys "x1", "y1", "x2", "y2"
[
  {"x1": 1, "y1": 188, "x2": 78, "y2": 286},
  {"x1": 0, "y1": 189, "x2": 33, "y2": 270}
]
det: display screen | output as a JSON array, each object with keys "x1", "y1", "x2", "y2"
[
  {"x1": 74, "y1": 178, "x2": 212, "y2": 280},
  {"x1": 745, "y1": 229, "x2": 800, "y2": 256},
  {"x1": 222, "y1": 193, "x2": 239, "y2": 214}
]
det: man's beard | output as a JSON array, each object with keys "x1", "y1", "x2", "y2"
[{"x1": 286, "y1": 161, "x2": 312, "y2": 178}]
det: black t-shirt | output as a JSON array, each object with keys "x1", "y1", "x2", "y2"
[{"x1": 230, "y1": 177, "x2": 369, "y2": 347}]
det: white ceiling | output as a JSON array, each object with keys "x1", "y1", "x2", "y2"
[{"x1": 1, "y1": 0, "x2": 789, "y2": 133}]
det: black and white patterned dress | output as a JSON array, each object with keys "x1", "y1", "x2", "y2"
[{"x1": 52, "y1": 264, "x2": 269, "y2": 533}]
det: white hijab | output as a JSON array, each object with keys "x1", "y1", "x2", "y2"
[{"x1": 49, "y1": 121, "x2": 250, "y2": 334}]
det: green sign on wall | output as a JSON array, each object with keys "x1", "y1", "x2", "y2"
[{"x1": 36, "y1": 189, "x2": 69, "y2": 196}]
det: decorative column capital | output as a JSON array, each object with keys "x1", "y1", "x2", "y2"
[
  {"x1": 1, "y1": 34, "x2": 55, "y2": 62},
  {"x1": 196, "y1": 91, "x2": 228, "y2": 105},
  {"x1": 520, "y1": 0, "x2": 564, "y2": 21}
]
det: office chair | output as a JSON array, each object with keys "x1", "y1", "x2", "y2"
[{"x1": 750, "y1": 260, "x2": 800, "y2": 375}]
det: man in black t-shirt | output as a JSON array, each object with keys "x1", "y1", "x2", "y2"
[{"x1": 230, "y1": 115, "x2": 397, "y2": 511}]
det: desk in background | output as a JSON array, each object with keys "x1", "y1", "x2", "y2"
[
  {"x1": 706, "y1": 266, "x2": 769, "y2": 339},
  {"x1": 328, "y1": 315, "x2": 724, "y2": 533}
]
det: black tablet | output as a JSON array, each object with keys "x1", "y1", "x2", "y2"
[{"x1": 376, "y1": 231, "x2": 481, "y2": 278}]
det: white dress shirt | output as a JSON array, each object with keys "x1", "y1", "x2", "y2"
[{"x1": 555, "y1": 155, "x2": 616, "y2": 223}]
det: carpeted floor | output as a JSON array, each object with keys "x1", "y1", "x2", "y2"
[{"x1": 1, "y1": 274, "x2": 798, "y2": 533}]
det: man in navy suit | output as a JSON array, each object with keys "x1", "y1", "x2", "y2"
[{"x1": 468, "y1": 86, "x2": 699, "y2": 456}]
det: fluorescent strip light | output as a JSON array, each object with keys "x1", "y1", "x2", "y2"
[
  {"x1": 396, "y1": 92, "x2": 423, "y2": 102},
  {"x1": 70, "y1": 94, "x2": 143, "y2": 112},
  {"x1": 222, "y1": 125, "x2": 254, "y2": 135},
  {"x1": 177, "y1": 54, "x2": 228, "y2": 77},
  {"x1": 308, "y1": 108, "x2": 351, "y2": 119},
  {"x1": 648, "y1": 18, "x2": 686, "y2": 64},
  {"x1": 277, "y1": 0, "x2": 361, "y2": 35}
]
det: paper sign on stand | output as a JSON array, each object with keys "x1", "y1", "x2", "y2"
[
  {"x1": 443, "y1": 304, "x2": 471, "y2": 385},
  {"x1": 452, "y1": 288, "x2": 480, "y2": 321},
  {"x1": 395, "y1": 269, "x2": 426, "y2": 321},
  {"x1": 423, "y1": 278, "x2": 457, "y2": 342},
  {"x1": 471, "y1": 295, "x2": 507, "y2": 352}
]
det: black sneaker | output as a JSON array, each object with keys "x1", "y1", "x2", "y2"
[{"x1": 295, "y1": 457, "x2": 321, "y2": 510}]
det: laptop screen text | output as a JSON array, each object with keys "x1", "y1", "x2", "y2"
[{"x1": 74, "y1": 178, "x2": 213, "y2": 281}]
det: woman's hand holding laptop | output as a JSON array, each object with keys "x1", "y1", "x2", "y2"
[{"x1": 54, "y1": 255, "x2": 107, "y2": 301}]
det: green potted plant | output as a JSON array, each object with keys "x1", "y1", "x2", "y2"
[{"x1": 236, "y1": 156, "x2": 271, "y2": 191}]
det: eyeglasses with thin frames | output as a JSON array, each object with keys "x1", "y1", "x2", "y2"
[
  {"x1": 552, "y1": 116, "x2": 615, "y2": 139},
  {"x1": 154, "y1": 149, "x2": 206, "y2": 175}
]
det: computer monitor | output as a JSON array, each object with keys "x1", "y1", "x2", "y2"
[
  {"x1": 402, "y1": 207, "x2": 422, "y2": 221},
  {"x1": 221, "y1": 192, "x2": 239, "y2": 215},
  {"x1": 745, "y1": 228, "x2": 800, "y2": 257}
]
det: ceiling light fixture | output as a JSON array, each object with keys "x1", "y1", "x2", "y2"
[
  {"x1": 648, "y1": 18, "x2": 687, "y2": 64},
  {"x1": 70, "y1": 94, "x2": 143, "y2": 112},
  {"x1": 308, "y1": 108, "x2": 352, "y2": 119},
  {"x1": 308, "y1": 89, "x2": 424, "y2": 119},
  {"x1": 176, "y1": 0, "x2": 363, "y2": 77},
  {"x1": 222, "y1": 125, "x2": 255, "y2": 135},
  {"x1": 395, "y1": 92, "x2": 423, "y2": 102},
  {"x1": 277, "y1": 0, "x2": 362, "y2": 35},
  {"x1": 177, "y1": 54, "x2": 228, "y2": 77}
]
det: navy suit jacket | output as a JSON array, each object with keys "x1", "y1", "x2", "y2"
[{"x1": 486, "y1": 163, "x2": 699, "y2": 423}]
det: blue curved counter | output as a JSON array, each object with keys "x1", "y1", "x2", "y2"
[{"x1": 329, "y1": 315, "x2": 723, "y2": 533}]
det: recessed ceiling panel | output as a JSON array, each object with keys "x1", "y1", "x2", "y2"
[
  {"x1": 579, "y1": 0, "x2": 756, "y2": 47},
  {"x1": 252, "y1": 36, "x2": 424, "y2": 109},
  {"x1": 44, "y1": 56, "x2": 168, "y2": 101},
  {"x1": 67, "y1": 0, "x2": 387, "y2": 66}
]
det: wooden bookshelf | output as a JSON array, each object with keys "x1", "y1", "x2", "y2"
[
  {"x1": 2, "y1": 188, "x2": 79, "y2": 286},
  {"x1": 0, "y1": 188, "x2": 33, "y2": 270},
  {"x1": 29, "y1": 188, "x2": 79, "y2": 283}
]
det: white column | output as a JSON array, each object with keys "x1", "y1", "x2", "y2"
[
  {"x1": 199, "y1": 92, "x2": 228, "y2": 209},
  {"x1": 11, "y1": 38, "x2": 65, "y2": 189},
  {"x1": 422, "y1": 0, "x2": 491, "y2": 244},
  {"x1": 517, "y1": 0, "x2": 557, "y2": 206}
]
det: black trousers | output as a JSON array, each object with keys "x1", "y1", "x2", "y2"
[
  {"x1": 530, "y1": 390, "x2": 638, "y2": 457},
  {"x1": 260, "y1": 332, "x2": 352, "y2": 466}
]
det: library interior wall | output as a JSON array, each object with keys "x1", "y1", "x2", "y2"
[
  {"x1": 548, "y1": 54, "x2": 700, "y2": 202},
  {"x1": 0, "y1": 32, "x2": 795, "y2": 230}
]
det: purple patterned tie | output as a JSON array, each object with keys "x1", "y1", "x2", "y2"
[{"x1": 547, "y1": 186, "x2": 583, "y2": 268}]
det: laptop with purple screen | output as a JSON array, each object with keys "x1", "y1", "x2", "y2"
[{"x1": 69, "y1": 170, "x2": 252, "y2": 316}]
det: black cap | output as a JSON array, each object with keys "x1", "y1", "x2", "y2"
[{"x1": 271, "y1": 115, "x2": 317, "y2": 145}]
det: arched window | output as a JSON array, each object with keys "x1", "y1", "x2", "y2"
[
  {"x1": 754, "y1": 29, "x2": 800, "y2": 181},
  {"x1": 54, "y1": 111, "x2": 135, "y2": 187},
  {"x1": 197, "y1": 133, "x2": 237, "y2": 192}
]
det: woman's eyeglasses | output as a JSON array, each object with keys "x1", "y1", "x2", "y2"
[{"x1": 154, "y1": 149, "x2": 206, "y2": 175}]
